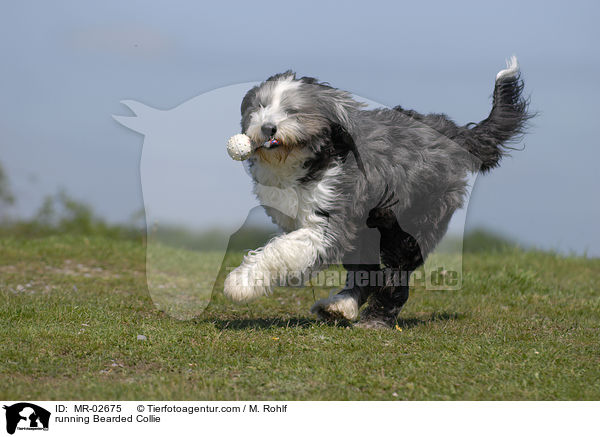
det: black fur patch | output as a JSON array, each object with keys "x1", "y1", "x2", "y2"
[{"x1": 298, "y1": 123, "x2": 365, "y2": 184}]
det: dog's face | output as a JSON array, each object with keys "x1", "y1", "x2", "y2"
[{"x1": 240, "y1": 71, "x2": 362, "y2": 163}]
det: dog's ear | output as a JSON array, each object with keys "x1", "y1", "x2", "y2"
[
  {"x1": 330, "y1": 122, "x2": 366, "y2": 177},
  {"x1": 241, "y1": 86, "x2": 258, "y2": 116},
  {"x1": 298, "y1": 77, "x2": 363, "y2": 133},
  {"x1": 319, "y1": 88, "x2": 361, "y2": 134}
]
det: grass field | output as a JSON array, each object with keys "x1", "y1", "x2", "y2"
[{"x1": 0, "y1": 234, "x2": 598, "y2": 400}]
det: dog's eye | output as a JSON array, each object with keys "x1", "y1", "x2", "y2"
[{"x1": 286, "y1": 108, "x2": 300, "y2": 115}]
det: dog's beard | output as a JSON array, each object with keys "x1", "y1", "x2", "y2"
[
  {"x1": 254, "y1": 138, "x2": 299, "y2": 163},
  {"x1": 246, "y1": 115, "x2": 322, "y2": 165}
]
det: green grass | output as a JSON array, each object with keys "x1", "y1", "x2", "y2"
[{"x1": 0, "y1": 234, "x2": 599, "y2": 400}]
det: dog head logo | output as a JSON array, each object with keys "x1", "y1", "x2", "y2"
[
  {"x1": 114, "y1": 81, "x2": 482, "y2": 320},
  {"x1": 3, "y1": 403, "x2": 50, "y2": 434},
  {"x1": 113, "y1": 83, "x2": 262, "y2": 321}
]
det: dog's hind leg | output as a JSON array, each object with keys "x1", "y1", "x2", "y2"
[
  {"x1": 310, "y1": 263, "x2": 381, "y2": 322},
  {"x1": 355, "y1": 195, "x2": 424, "y2": 329},
  {"x1": 311, "y1": 225, "x2": 383, "y2": 322},
  {"x1": 355, "y1": 280, "x2": 410, "y2": 329}
]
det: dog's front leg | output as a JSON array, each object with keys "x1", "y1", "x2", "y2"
[{"x1": 223, "y1": 227, "x2": 325, "y2": 301}]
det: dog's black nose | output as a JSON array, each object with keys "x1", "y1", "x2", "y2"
[{"x1": 261, "y1": 123, "x2": 277, "y2": 137}]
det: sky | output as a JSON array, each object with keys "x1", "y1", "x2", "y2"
[{"x1": 1, "y1": 0, "x2": 599, "y2": 256}]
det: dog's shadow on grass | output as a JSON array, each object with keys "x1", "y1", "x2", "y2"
[
  {"x1": 213, "y1": 317, "x2": 315, "y2": 330},
  {"x1": 395, "y1": 311, "x2": 465, "y2": 330},
  {"x1": 212, "y1": 311, "x2": 464, "y2": 331}
]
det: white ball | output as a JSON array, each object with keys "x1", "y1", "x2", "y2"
[{"x1": 226, "y1": 134, "x2": 252, "y2": 161}]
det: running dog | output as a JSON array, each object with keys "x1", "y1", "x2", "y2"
[{"x1": 223, "y1": 57, "x2": 529, "y2": 328}]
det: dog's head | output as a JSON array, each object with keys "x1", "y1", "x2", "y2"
[{"x1": 240, "y1": 71, "x2": 364, "y2": 163}]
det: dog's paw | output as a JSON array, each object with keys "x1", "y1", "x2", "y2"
[
  {"x1": 223, "y1": 267, "x2": 270, "y2": 302},
  {"x1": 353, "y1": 319, "x2": 393, "y2": 329},
  {"x1": 310, "y1": 294, "x2": 359, "y2": 321}
]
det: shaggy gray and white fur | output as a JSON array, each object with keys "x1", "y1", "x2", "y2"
[{"x1": 223, "y1": 56, "x2": 529, "y2": 328}]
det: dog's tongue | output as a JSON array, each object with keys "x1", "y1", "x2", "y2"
[{"x1": 263, "y1": 138, "x2": 281, "y2": 148}]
